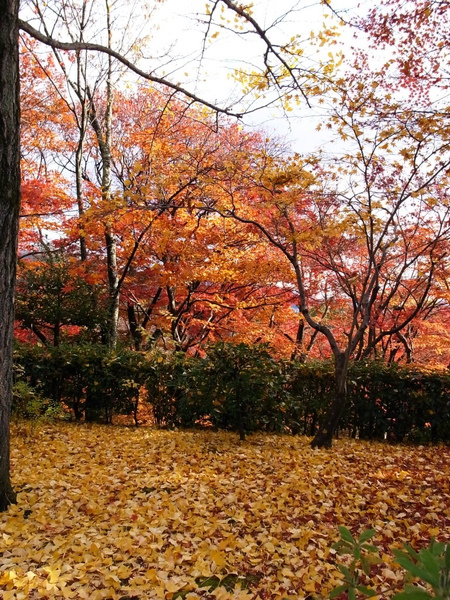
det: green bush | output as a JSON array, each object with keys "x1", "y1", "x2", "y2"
[
  {"x1": 145, "y1": 343, "x2": 292, "y2": 438},
  {"x1": 13, "y1": 341, "x2": 450, "y2": 440},
  {"x1": 180, "y1": 342, "x2": 290, "y2": 439},
  {"x1": 14, "y1": 343, "x2": 148, "y2": 424},
  {"x1": 345, "y1": 362, "x2": 450, "y2": 443},
  {"x1": 12, "y1": 379, "x2": 63, "y2": 440},
  {"x1": 144, "y1": 351, "x2": 190, "y2": 428},
  {"x1": 12, "y1": 380, "x2": 51, "y2": 420},
  {"x1": 288, "y1": 360, "x2": 335, "y2": 435}
]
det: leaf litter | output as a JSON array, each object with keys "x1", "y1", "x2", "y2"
[{"x1": 1, "y1": 424, "x2": 449, "y2": 599}]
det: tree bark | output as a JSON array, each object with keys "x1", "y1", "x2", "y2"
[
  {"x1": 88, "y1": 81, "x2": 118, "y2": 348},
  {"x1": 87, "y1": 0, "x2": 119, "y2": 349},
  {"x1": 0, "y1": 0, "x2": 20, "y2": 510},
  {"x1": 75, "y1": 98, "x2": 88, "y2": 262},
  {"x1": 311, "y1": 351, "x2": 349, "y2": 448}
]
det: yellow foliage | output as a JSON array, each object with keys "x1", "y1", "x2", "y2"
[{"x1": 1, "y1": 424, "x2": 449, "y2": 599}]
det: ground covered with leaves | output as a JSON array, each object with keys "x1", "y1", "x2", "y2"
[{"x1": 1, "y1": 424, "x2": 449, "y2": 600}]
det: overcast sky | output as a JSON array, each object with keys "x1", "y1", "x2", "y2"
[
  {"x1": 138, "y1": 0, "x2": 369, "y2": 154},
  {"x1": 22, "y1": 0, "x2": 370, "y2": 155}
]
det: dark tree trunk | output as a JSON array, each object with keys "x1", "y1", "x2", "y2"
[
  {"x1": 105, "y1": 227, "x2": 119, "y2": 348},
  {"x1": 290, "y1": 319, "x2": 304, "y2": 360},
  {"x1": 311, "y1": 351, "x2": 348, "y2": 448},
  {"x1": 127, "y1": 302, "x2": 142, "y2": 350},
  {"x1": 23, "y1": 319, "x2": 48, "y2": 345},
  {"x1": 0, "y1": 0, "x2": 20, "y2": 510}
]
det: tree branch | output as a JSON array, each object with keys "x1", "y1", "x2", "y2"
[{"x1": 18, "y1": 19, "x2": 244, "y2": 118}]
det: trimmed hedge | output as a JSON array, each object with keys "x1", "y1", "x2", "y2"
[
  {"x1": 346, "y1": 361, "x2": 450, "y2": 443},
  {"x1": 14, "y1": 343, "x2": 149, "y2": 424},
  {"x1": 13, "y1": 342, "x2": 450, "y2": 441},
  {"x1": 147, "y1": 343, "x2": 290, "y2": 439}
]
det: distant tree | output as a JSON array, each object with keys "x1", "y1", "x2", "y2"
[
  {"x1": 15, "y1": 249, "x2": 107, "y2": 346},
  {"x1": 213, "y1": 112, "x2": 450, "y2": 447}
]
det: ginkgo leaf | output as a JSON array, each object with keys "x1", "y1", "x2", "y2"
[
  {"x1": 210, "y1": 550, "x2": 227, "y2": 570},
  {"x1": 2, "y1": 423, "x2": 450, "y2": 600},
  {"x1": 44, "y1": 566, "x2": 61, "y2": 584}
]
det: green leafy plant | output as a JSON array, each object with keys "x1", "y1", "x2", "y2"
[
  {"x1": 330, "y1": 526, "x2": 379, "y2": 600},
  {"x1": 393, "y1": 541, "x2": 450, "y2": 600},
  {"x1": 12, "y1": 380, "x2": 62, "y2": 438},
  {"x1": 330, "y1": 527, "x2": 450, "y2": 600},
  {"x1": 190, "y1": 342, "x2": 288, "y2": 440}
]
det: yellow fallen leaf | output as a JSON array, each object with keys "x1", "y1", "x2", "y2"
[
  {"x1": 210, "y1": 549, "x2": 227, "y2": 569},
  {"x1": 165, "y1": 580, "x2": 181, "y2": 593},
  {"x1": 304, "y1": 581, "x2": 317, "y2": 592},
  {"x1": 44, "y1": 566, "x2": 61, "y2": 584}
]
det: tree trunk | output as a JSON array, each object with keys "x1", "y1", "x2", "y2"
[
  {"x1": 75, "y1": 120, "x2": 87, "y2": 261},
  {"x1": 127, "y1": 302, "x2": 142, "y2": 350},
  {"x1": 290, "y1": 319, "x2": 304, "y2": 360},
  {"x1": 105, "y1": 226, "x2": 119, "y2": 348},
  {"x1": 102, "y1": 0, "x2": 119, "y2": 349},
  {"x1": 311, "y1": 351, "x2": 348, "y2": 448},
  {"x1": 0, "y1": 0, "x2": 20, "y2": 510}
]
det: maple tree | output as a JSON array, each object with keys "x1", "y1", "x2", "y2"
[
  {"x1": 16, "y1": 73, "x2": 298, "y2": 354},
  {"x1": 354, "y1": 0, "x2": 450, "y2": 103},
  {"x1": 335, "y1": 0, "x2": 450, "y2": 394},
  {"x1": 104, "y1": 88, "x2": 297, "y2": 353},
  {"x1": 194, "y1": 0, "x2": 450, "y2": 446},
  {"x1": 23, "y1": 0, "x2": 157, "y2": 349},
  {"x1": 206, "y1": 87, "x2": 450, "y2": 447}
]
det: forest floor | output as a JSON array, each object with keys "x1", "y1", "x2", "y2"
[{"x1": 1, "y1": 423, "x2": 449, "y2": 600}]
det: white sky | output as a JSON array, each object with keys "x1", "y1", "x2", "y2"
[
  {"x1": 120, "y1": 0, "x2": 369, "y2": 154},
  {"x1": 21, "y1": 0, "x2": 371, "y2": 155}
]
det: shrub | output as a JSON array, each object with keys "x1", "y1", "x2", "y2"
[
  {"x1": 144, "y1": 343, "x2": 292, "y2": 438},
  {"x1": 179, "y1": 342, "x2": 290, "y2": 439},
  {"x1": 330, "y1": 526, "x2": 450, "y2": 600},
  {"x1": 13, "y1": 341, "x2": 450, "y2": 441},
  {"x1": 14, "y1": 343, "x2": 148, "y2": 424},
  {"x1": 143, "y1": 351, "x2": 197, "y2": 427}
]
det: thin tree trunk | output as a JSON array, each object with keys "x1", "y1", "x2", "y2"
[
  {"x1": 127, "y1": 302, "x2": 141, "y2": 350},
  {"x1": 75, "y1": 99, "x2": 87, "y2": 261},
  {"x1": 87, "y1": 69, "x2": 118, "y2": 348},
  {"x1": 290, "y1": 319, "x2": 304, "y2": 360},
  {"x1": 311, "y1": 351, "x2": 349, "y2": 448},
  {"x1": 0, "y1": 0, "x2": 20, "y2": 510},
  {"x1": 74, "y1": 15, "x2": 89, "y2": 262},
  {"x1": 105, "y1": 226, "x2": 119, "y2": 347},
  {"x1": 100, "y1": 0, "x2": 118, "y2": 348}
]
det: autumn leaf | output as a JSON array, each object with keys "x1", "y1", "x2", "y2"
[{"x1": 1, "y1": 424, "x2": 449, "y2": 599}]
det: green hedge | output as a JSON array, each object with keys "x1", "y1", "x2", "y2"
[
  {"x1": 13, "y1": 342, "x2": 450, "y2": 441},
  {"x1": 14, "y1": 343, "x2": 149, "y2": 424},
  {"x1": 145, "y1": 343, "x2": 291, "y2": 439},
  {"x1": 345, "y1": 361, "x2": 450, "y2": 443}
]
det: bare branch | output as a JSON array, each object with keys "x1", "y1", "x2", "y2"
[{"x1": 18, "y1": 18, "x2": 244, "y2": 118}]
